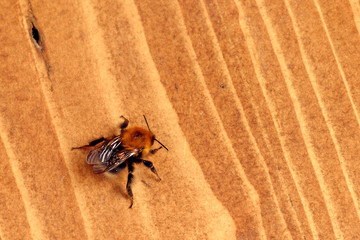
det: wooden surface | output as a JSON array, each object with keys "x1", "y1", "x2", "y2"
[{"x1": 1, "y1": 0, "x2": 360, "y2": 239}]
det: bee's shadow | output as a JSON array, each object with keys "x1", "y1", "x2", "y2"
[
  {"x1": 109, "y1": 174, "x2": 155, "y2": 200},
  {"x1": 112, "y1": 184, "x2": 129, "y2": 199}
]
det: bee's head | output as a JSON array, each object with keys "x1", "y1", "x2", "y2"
[
  {"x1": 122, "y1": 127, "x2": 154, "y2": 152},
  {"x1": 121, "y1": 116, "x2": 167, "y2": 156}
]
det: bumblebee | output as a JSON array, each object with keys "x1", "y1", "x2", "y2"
[{"x1": 73, "y1": 115, "x2": 168, "y2": 208}]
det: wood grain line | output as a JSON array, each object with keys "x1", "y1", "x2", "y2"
[
  {"x1": 349, "y1": 0, "x2": 360, "y2": 36},
  {"x1": 313, "y1": 0, "x2": 360, "y2": 223},
  {"x1": 185, "y1": 0, "x2": 289, "y2": 238},
  {"x1": 0, "y1": 139, "x2": 32, "y2": 240},
  {"x1": 233, "y1": 0, "x2": 307, "y2": 238},
  {"x1": 169, "y1": 0, "x2": 263, "y2": 218},
  {"x1": 252, "y1": 0, "x2": 337, "y2": 238},
  {"x1": 17, "y1": 1, "x2": 91, "y2": 239},
  {"x1": 188, "y1": 0, "x2": 272, "y2": 238},
  {"x1": 284, "y1": 0, "x2": 360, "y2": 238},
  {"x1": 80, "y1": 0, "x2": 124, "y2": 124},
  {"x1": 314, "y1": 0, "x2": 360, "y2": 132},
  {"x1": 0, "y1": 120, "x2": 43, "y2": 240}
]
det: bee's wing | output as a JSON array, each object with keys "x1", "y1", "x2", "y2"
[
  {"x1": 86, "y1": 137, "x2": 122, "y2": 174},
  {"x1": 86, "y1": 141, "x2": 107, "y2": 165},
  {"x1": 98, "y1": 136, "x2": 122, "y2": 163},
  {"x1": 86, "y1": 147, "x2": 102, "y2": 165},
  {"x1": 92, "y1": 163, "x2": 108, "y2": 174},
  {"x1": 105, "y1": 149, "x2": 138, "y2": 172},
  {"x1": 85, "y1": 143, "x2": 108, "y2": 174}
]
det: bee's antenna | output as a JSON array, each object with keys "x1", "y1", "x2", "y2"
[
  {"x1": 143, "y1": 115, "x2": 152, "y2": 132},
  {"x1": 143, "y1": 115, "x2": 169, "y2": 151},
  {"x1": 155, "y1": 139, "x2": 169, "y2": 151}
]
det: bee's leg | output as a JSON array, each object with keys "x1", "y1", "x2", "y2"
[
  {"x1": 120, "y1": 116, "x2": 129, "y2": 131},
  {"x1": 71, "y1": 137, "x2": 106, "y2": 150},
  {"x1": 141, "y1": 159, "x2": 161, "y2": 181},
  {"x1": 126, "y1": 162, "x2": 134, "y2": 208},
  {"x1": 150, "y1": 146, "x2": 162, "y2": 154}
]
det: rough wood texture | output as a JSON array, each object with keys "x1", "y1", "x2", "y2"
[{"x1": 1, "y1": 0, "x2": 360, "y2": 239}]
